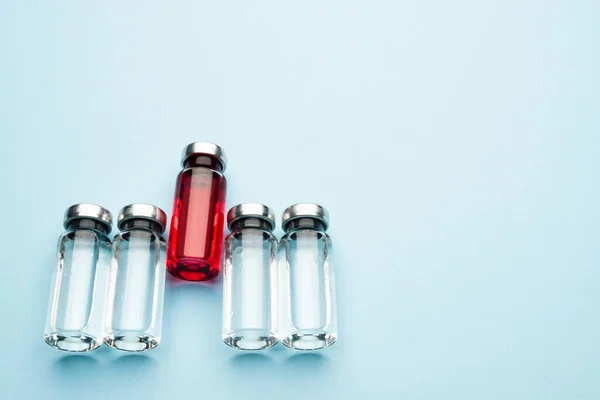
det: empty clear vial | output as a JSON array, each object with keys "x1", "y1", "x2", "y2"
[
  {"x1": 223, "y1": 203, "x2": 278, "y2": 350},
  {"x1": 104, "y1": 204, "x2": 167, "y2": 351},
  {"x1": 278, "y1": 204, "x2": 337, "y2": 350},
  {"x1": 44, "y1": 204, "x2": 113, "y2": 352}
]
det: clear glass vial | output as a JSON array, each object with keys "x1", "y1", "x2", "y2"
[
  {"x1": 44, "y1": 204, "x2": 113, "y2": 352},
  {"x1": 278, "y1": 203, "x2": 337, "y2": 350},
  {"x1": 104, "y1": 204, "x2": 167, "y2": 351},
  {"x1": 167, "y1": 142, "x2": 227, "y2": 281},
  {"x1": 223, "y1": 203, "x2": 278, "y2": 350}
]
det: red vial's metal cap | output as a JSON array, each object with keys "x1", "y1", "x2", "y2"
[{"x1": 181, "y1": 142, "x2": 227, "y2": 171}]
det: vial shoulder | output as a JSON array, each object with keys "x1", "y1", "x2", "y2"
[
  {"x1": 180, "y1": 166, "x2": 226, "y2": 179},
  {"x1": 226, "y1": 228, "x2": 277, "y2": 243},
  {"x1": 58, "y1": 229, "x2": 112, "y2": 247},
  {"x1": 113, "y1": 229, "x2": 165, "y2": 245},
  {"x1": 280, "y1": 229, "x2": 331, "y2": 243}
]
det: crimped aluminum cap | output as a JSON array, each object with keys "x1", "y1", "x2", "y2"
[
  {"x1": 181, "y1": 142, "x2": 226, "y2": 170},
  {"x1": 63, "y1": 204, "x2": 113, "y2": 232},
  {"x1": 227, "y1": 203, "x2": 276, "y2": 231},
  {"x1": 281, "y1": 203, "x2": 329, "y2": 231},
  {"x1": 117, "y1": 203, "x2": 167, "y2": 234}
]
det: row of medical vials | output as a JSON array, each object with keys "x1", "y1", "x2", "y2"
[{"x1": 44, "y1": 142, "x2": 337, "y2": 352}]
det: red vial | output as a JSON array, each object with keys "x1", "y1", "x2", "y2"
[{"x1": 167, "y1": 142, "x2": 227, "y2": 281}]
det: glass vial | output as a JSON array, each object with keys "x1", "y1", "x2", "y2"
[
  {"x1": 44, "y1": 204, "x2": 113, "y2": 352},
  {"x1": 278, "y1": 203, "x2": 337, "y2": 350},
  {"x1": 105, "y1": 204, "x2": 167, "y2": 351},
  {"x1": 223, "y1": 204, "x2": 278, "y2": 350},
  {"x1": 167, "y1": 142, "x2": 227, "y2": 281}
]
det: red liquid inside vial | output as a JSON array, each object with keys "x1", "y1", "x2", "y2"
[{"x1": 167, "y1": 157, "x2": 227, "y2": 281}]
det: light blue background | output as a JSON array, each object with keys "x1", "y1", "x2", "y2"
[{"x1": 1, "y1": 1, "x2": 599, "y2": 399}]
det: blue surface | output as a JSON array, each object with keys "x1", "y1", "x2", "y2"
[{"x1": 1, "y1": 1, "x2": 599, "y2": 399}]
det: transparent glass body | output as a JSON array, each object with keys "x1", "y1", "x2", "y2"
[
  {"x1": 105, "y1": 220, "x2": 167, "y2": 351},
  {"x1": 223, "y1": 219, "x2": 278, "y2": 350},
  {"x1": 278, "y1": 219, "x2": 337, "y2": 350},
  {"x1": 44, "y1": 220, "x2": 112, "y2": 352},
  {"x1": 167, "y1": 156, "x2": 227, "y2": 281}
]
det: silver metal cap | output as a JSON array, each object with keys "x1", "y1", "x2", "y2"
[
  {"x1": 227, "y1": 203, "x2": 276, "y2": 231},
  {"x1": 117, "y1": 203, "x2": 168, "y2": 233},
  {"x1": 181, "y1": 142, "x2": 227, "y2": 170},
  {"x1": 63, "y1": 204, "x2": 113, "y2": 232},
  {"x1": 281, "y1": 203, "x2": 330, "y2": 231}
]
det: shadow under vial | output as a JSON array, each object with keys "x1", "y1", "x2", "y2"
[
  {"x1": 111, "y1": 354, "x2": 156, "y2": 368},
  {"x1": 286, "y1": 352, "x2": 330, "y2": 369},
  {"x1": 54, "y1": 354, "x2": 99, "y2": 373},
  {"x1": 229, "y1": 352, "x2": 273, "y2": 368}
]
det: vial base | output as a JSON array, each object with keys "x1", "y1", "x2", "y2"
[
  {"x1": 282, "y1": 330, "x2": 336, "y2": 351},
  {"x1": 44, "y1": 332, "x2": 102, "y2": 352},
  {"x1": 223, "y1": 329, "x2": 278, "y2": 351},
  {"x1": 167, "y1": 258, "x2": 219, "y2": 281},
  {"x1": 104, "y1": 334, "x2": 160, "y2": 352}
]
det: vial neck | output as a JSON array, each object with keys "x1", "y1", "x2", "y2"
[
  {"x1": 284, "y1": 218, "x2": 326, "y2": 233},
  {"x1": 66, "y1": 218, "x2": 110, "y2": 235},
  {"x1": 120, "y1": 219, "x2": 164, "y2": 235},
  {"x1": 229, "y1": 217, "x2": 273, "y2": 232},
  {"x1": 183, "y1": 155, "x2": 224, "y2": 172}
]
